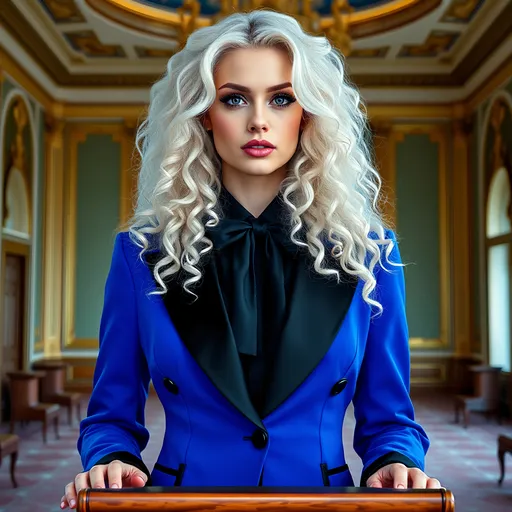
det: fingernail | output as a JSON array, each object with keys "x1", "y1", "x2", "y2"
[
  {"x1": 60, "y1": 503, "x2": 65, "y2": 509},
  {"x1": 111, "y1": 483, "x2": 119, "y2": 489},
  {"x1": 70, "y1": 500, "x2": 76, "y2": 508},
  {"x1": 397, "y1": 484, "x2": 405, "y2": 489}
]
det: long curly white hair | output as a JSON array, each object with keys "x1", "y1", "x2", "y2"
[{"x1": 129, "y1": 9, "x2": 395, "y2": 313}]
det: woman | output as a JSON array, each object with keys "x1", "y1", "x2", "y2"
[{"x1": 61, "y1": 9, "x2": 440, "y2": 510}]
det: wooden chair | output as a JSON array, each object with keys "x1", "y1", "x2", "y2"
[
  {"x1": 454, "y1": 365, "x2": 502, "y2": 428},
  {"x1": 7, "y1": 371, "x2": 60, "y2": 443},
  {"x1": 32, "y1": 360, "x2": 82, "y2": 426},
  {"x1": 0, "y1": 433, "x2": 19, "y2": 488},
  {"x1": 498, "y1": 434, "x2": 512, "y2": 485},
  {"x1": 77, "y1": 487, "x2": 455, "y2": 512}
]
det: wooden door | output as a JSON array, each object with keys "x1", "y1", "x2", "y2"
[{"x1": 1, "y1": 253, "x2": 25, "y2": 420}]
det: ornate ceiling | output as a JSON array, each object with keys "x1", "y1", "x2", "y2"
[{"x1": 0, "y1": 0, "x2": 510, "y2": 103}]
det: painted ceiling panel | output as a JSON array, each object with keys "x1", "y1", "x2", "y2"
[{"x1": 138, "y1": 0, "x2": 390, "y2": 16}]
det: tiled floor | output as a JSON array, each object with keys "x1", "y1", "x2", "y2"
[{"x1": 0, "y1": 389, "x2": 511, "y2": 511}]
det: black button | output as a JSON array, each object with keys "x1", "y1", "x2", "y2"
[
  {"x1": 163, "y1": 378, "x2": 179, "y2": 394},
  {"x1": 251, "y1": 428, "x2": 268, "y2": 449},
  {"x1": 331, "y1": 378, "x2": 348, "y2": 396}
]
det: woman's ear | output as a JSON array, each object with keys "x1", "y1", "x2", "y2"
[
  {"x1": 202, "y1": 113, "x2": 212, "y2": 131},
  {"x1": 300, "y1": 111, "x2": 309, "y2": 131}
]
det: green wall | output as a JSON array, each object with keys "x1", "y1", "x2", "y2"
[
  {"x1": 395, "y1": 133, "x2": 441, "y2": 340},
  {"x1": 74, "y1": 134, "x2": 120, "y2": 340}
]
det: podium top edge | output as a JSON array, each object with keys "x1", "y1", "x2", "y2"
[{"x1": 86, "y1": 487, "x2": 447, "y2": 495}]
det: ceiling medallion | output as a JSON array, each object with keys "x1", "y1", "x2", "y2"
[{"x1": 85, "y1": 0, "x2": 442, "y2": 55}]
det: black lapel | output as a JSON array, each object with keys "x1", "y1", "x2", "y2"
[
  {"x1": 261, "y1": 257, "x2": 357, "y2": 418},
  {"x1": 145, "y1": 251, "x2": 263, "y2": 429}
]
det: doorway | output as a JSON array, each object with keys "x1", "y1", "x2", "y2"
[{"x1": 1, "y1": 241, "x2": 29, "y2": 423}]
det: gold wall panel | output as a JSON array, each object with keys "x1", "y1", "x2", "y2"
[
  {"x1": 391, "y1": 124, "x2": 451, "y2": 350},
  {"x1": 63, "y1": 123, "x2": 135, "y2": 351}
]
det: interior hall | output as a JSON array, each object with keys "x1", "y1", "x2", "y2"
[{"x1": 0, "y1": 1, "x2": 511, "y2": 511}]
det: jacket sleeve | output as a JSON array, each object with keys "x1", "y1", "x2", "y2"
[
  {"x1": 77, "y1": 232, "x2": 151, "y2": 473},
  {"x1": 352, "y1": 229, "x2": 430, "y2": 485}
]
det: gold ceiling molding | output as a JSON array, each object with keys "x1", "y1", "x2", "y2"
[
  {"x1": 1, "y1": 0, "x2": 510, "y2": 89},
  {"x1": 85, "y1": 0, "x2": 443, "y2": 48}
]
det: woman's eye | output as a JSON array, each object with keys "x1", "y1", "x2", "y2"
[
  {"x1": 220, "y1": 94, "x2": 246, "y2": 107},
  {"x1": 272, "y1": 94, "x2": 295, "y2": 107},
  {"x1": 219, "y1": 92, "x2": 296, "y2": 108}
]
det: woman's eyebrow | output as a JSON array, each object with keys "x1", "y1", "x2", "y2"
[{"x1": 218, "y1": 82, "x2": 292, "y2": 92}]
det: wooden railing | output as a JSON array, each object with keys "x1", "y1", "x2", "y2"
[{"x1": 77, "y1": 487, "x2": 455, "y2": 512}]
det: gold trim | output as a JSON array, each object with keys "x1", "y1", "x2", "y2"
[
  {"x1": 0, "y1": 47, "x2": 53, "y2": 112},
  {"x1": 409, "y1": 338, "x2": 446, "y2": 349},
  {"x1": 41, "y1": 115, "x2": 66, "y2": 358},
  {"x1": 63, "y1": 129, "x2": 86, "y2": 349},
  {"x1": 342, "y1": 0, "x2": 442, "y2": 39},
  {"x1": 369, "y1": 105, "x2": 455, "y2": 120},
  {"x1": 64, "y1": 124, "x2": 126, "y2": 349},
  {"x1": 392, "y1": 124, "x2": 451, "y2": 349},
  {"x1": 66, "y1": 338, "x2": 99, "y2": 350},
  {"x1": 430, "y1": 128, "x2": 450, "y2": 349},
  {"x1": 452, "y1": 119, "x2": 473, "y2": 356},
  {"x1": 2, "y1": 0, "x2": 509, "y2": 89},
  {"x1": 87, "y1": 0, "x2": 441, "y2": 41},
  {"x1": 410, "y1": 362, "x2": 447, "y2": 385},
  {"x1": 61, "y1": 103, "x2": 145, "y2": 120}
]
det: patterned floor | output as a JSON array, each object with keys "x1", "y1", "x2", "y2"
[{"x1": 0, "y1": 389, "x2": 511, "y2": 512}]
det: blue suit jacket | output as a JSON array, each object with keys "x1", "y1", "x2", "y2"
[{"x1": 77, "y1": 230, "x2": 429, "y2": 487}]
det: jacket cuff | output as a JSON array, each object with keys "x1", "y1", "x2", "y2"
[
  {"x1": 93, "y1": 451, "x2": 152, "y2": 486},
  {"x1": 360, "y1": 451, "x2": 419, "y2": 487}
]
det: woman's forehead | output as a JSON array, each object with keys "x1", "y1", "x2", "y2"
[{"x1": 214, "y1": 47, "x2": 293, "y2": 88}]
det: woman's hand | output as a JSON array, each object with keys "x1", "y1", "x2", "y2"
[
  {"x1": 366, "y1": 463, "x2": 441, "y2": 489},
  {"x1": 60, "y1": 460, "x2": 148, "y2": 509}
]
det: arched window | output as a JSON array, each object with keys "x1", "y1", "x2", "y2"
[
  {"x1": 486, "y1": 166, "x2": 511, "y2": 372},
  {"x1": 3, "y1": 166, "x2": 30, "y2": 238}
]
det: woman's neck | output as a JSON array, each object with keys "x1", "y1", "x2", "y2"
[{"x1": 221, "y1": 168, "x2": 286, "y2": 218}]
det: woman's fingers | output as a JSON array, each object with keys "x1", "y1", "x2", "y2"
[
  {"x1": 427, "y1": 477, "x2": 442, "y2": 489},
  {"x1": 391, "y1": 464, "x2": 409, "y2": 489},
  {"x1": 88, "y1": 465, "x2": 107, "y2": 489},
  {"x1": 410, "y1": 468, "x2": 428, "y2": 489},
  {"x1": 107, "y1": 461, "x2": 124, "y2": 488},
  {"x1": 61, "y1": 462, "x2": 147, "y2": 509},
  {"x1": 64, "y1": 471, "x2": 88, "y2": 510}
]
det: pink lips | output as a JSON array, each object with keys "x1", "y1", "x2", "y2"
[
  {"x1": 241, "y1": 139, "x2": 275, "y2": 158},
  {"x1": 243, "y1": 147, "x2": 274, "y2": 157}
]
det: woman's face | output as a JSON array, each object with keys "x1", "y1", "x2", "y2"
[{"x1": 203, "y1": 46, "x2": 304, "y2": 182}]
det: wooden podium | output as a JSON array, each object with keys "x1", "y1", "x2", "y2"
[{"x1": 77, "y1": 487, "x2": 455, "y2": 512}]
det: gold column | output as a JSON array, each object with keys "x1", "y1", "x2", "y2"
[
  {"x1": 41, "y1": 115, "x2": 66, "y2": 357},
  {"x1": 372, "y1": 121, "x2": 398, "y2": 226},
  {"x1": 452, "y1": 117, "x2": 473, "y2": 357}
]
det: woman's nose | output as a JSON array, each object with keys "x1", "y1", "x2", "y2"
[{"x1": 248, "y1": 104, "x2": 269, "y2": 133}]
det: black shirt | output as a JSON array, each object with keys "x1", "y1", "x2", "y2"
[{"x1": 206, "y1": 185, "x2": 302, "y2": 415}]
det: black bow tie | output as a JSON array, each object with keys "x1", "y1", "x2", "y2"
[{"x1": 206, "y1": 208, "x2": 299, "y2": 356}]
